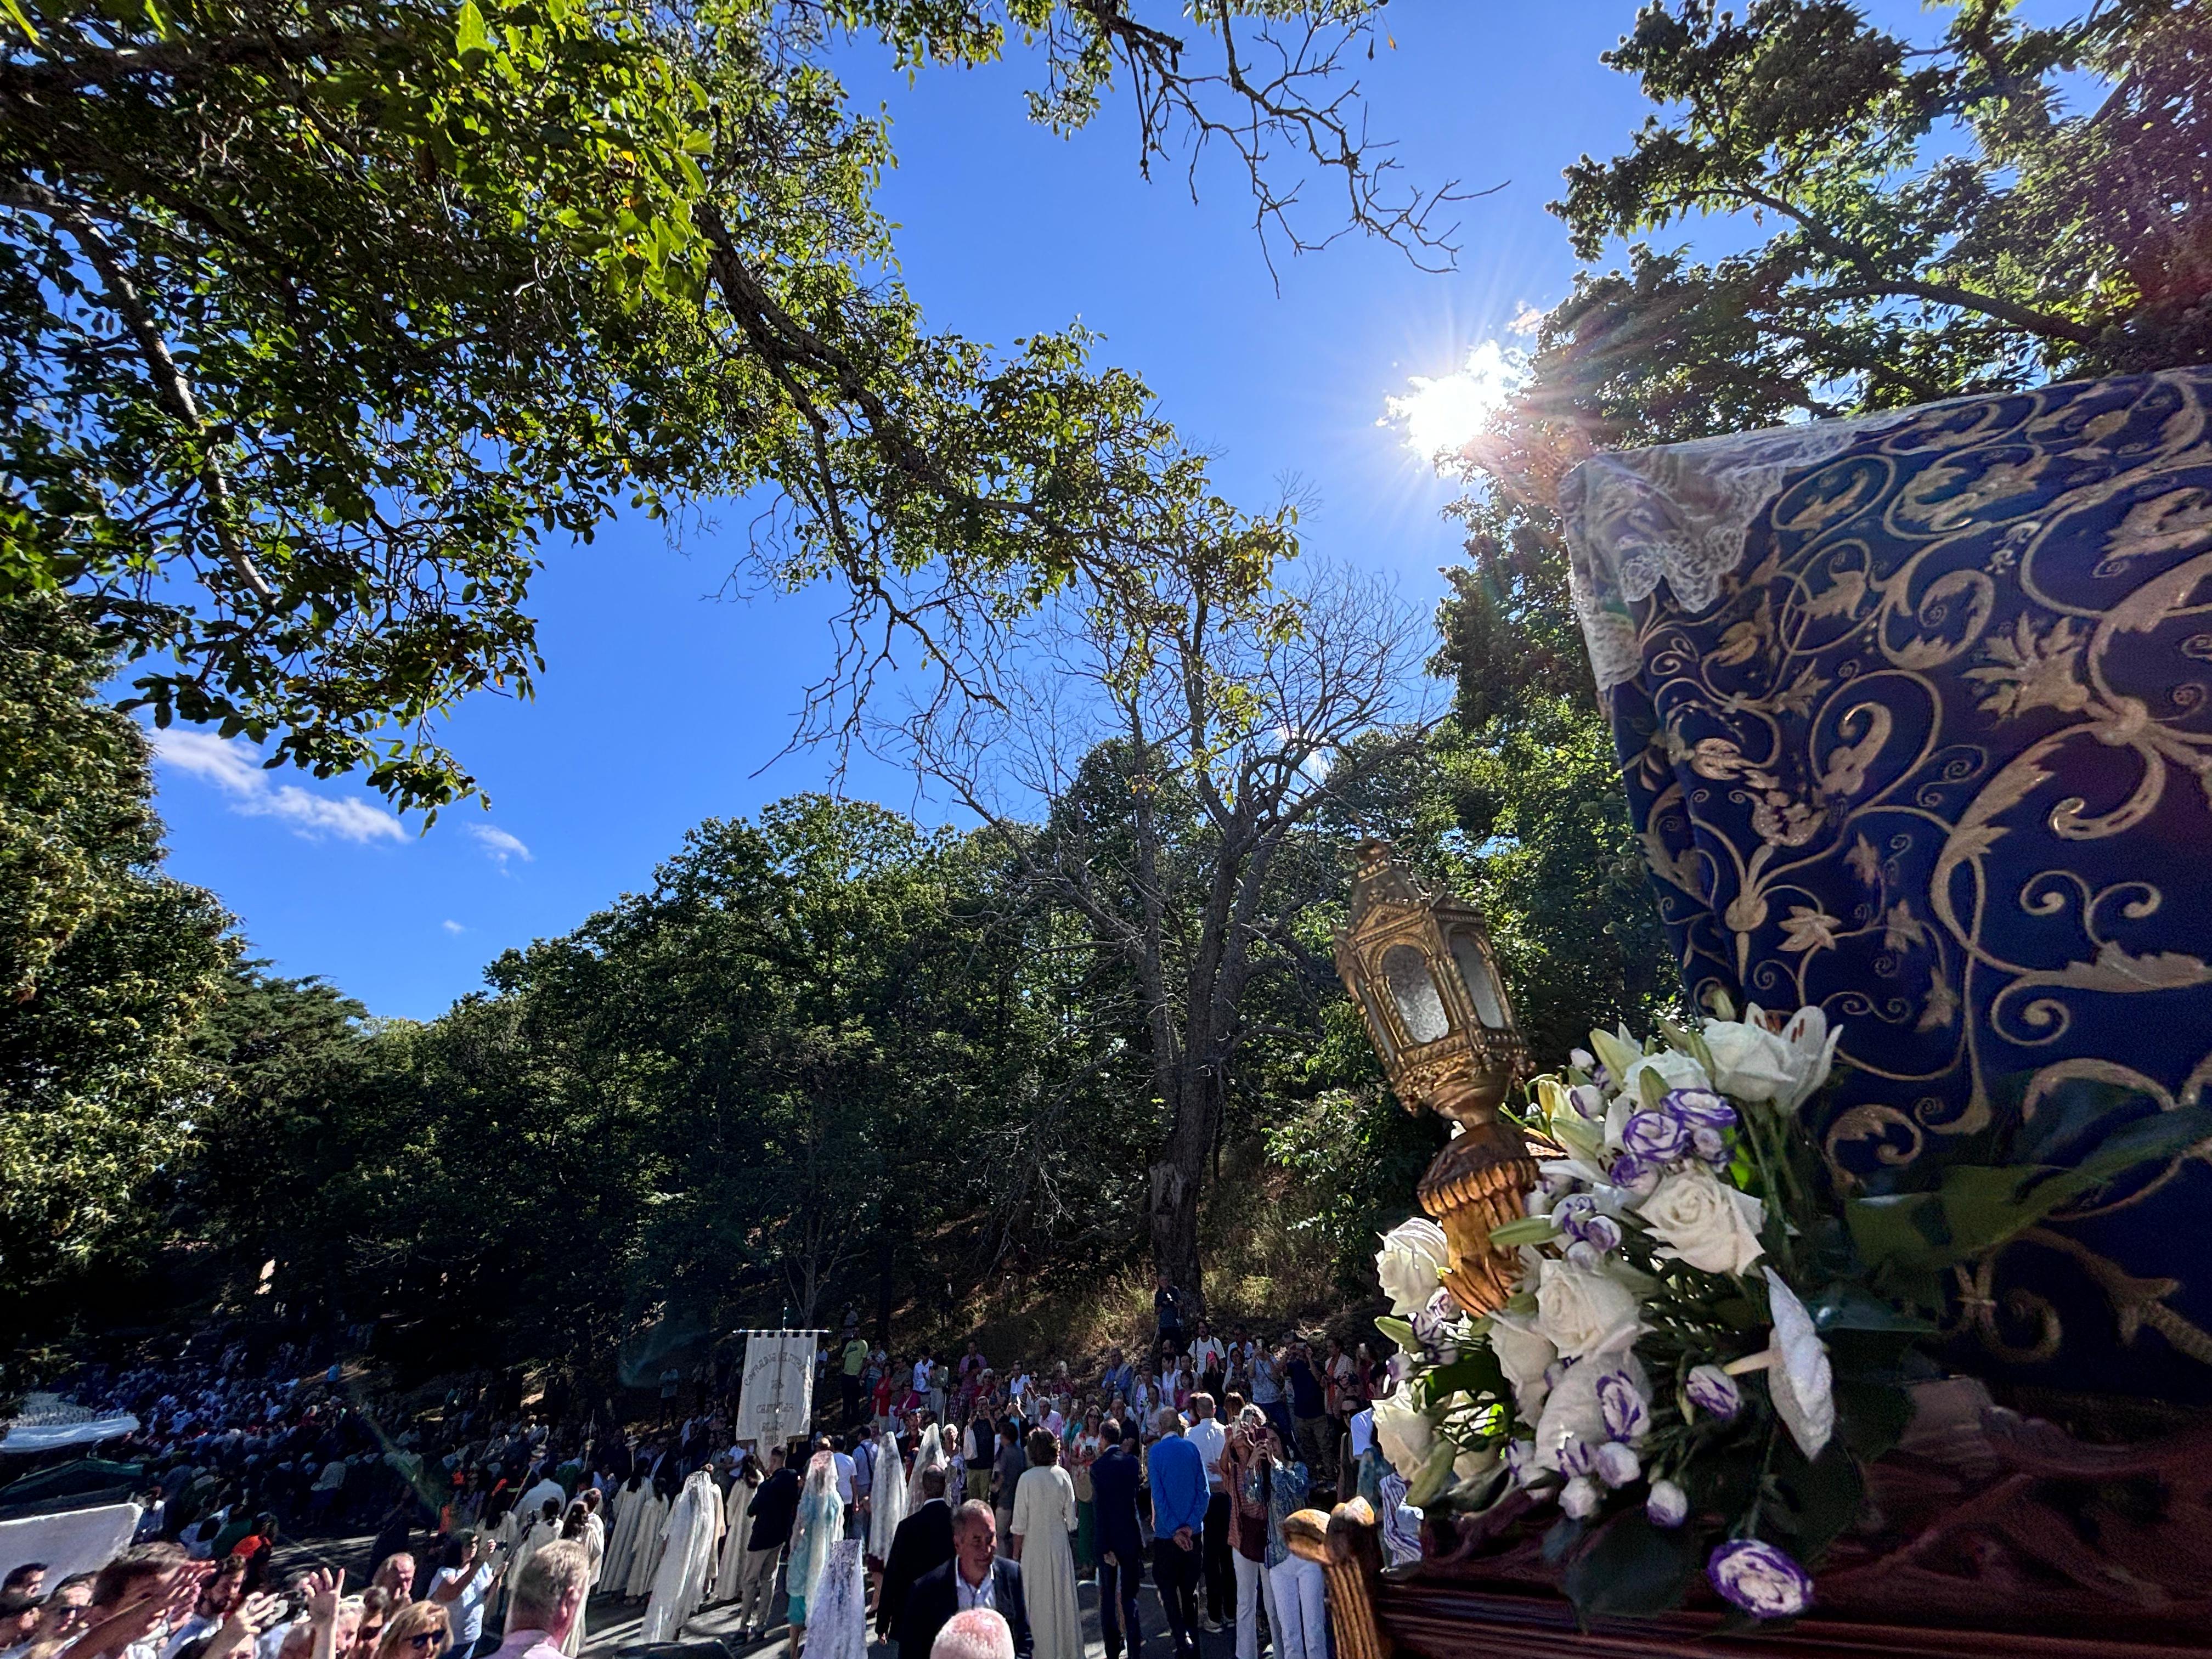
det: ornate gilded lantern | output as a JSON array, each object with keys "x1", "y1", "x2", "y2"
[{"x1": 1333, "y1": 838, "x2": 1536, "y2": 1314}]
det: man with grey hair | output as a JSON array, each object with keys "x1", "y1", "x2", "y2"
[
  {"x1": 482, "y1": 1542, "x2": 588, "y2": 1659},
  {"x1": 929, "y1": 1608, "x2": 1014, "y2": 1659}
]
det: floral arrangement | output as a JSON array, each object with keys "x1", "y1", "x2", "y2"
[{"x1": 1369, "y1": 999, "x2": 2211, "y2": 1626}]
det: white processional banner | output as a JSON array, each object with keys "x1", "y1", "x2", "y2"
[{"x1": 736, "y1": 1331, "x2": 816, "y2": 1446}]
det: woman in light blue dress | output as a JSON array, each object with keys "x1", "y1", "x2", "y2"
[{"x1": 785, "y1": 1451, "x2": 844, "y2": 1651}]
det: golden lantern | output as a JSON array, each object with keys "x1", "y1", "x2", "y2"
[{"x1": 1333, "y1": 838, "x2": 1537, "y2": 1315}]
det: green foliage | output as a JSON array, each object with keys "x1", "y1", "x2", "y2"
[
  {"x1": 0, "y1": 0, "x2": 1423, "y2": 812},
  {"x1": 0, "y1": 595, "x2": 231, "y2": 1304},
  {"x1": 1534, "y1": 0, "x2": 2211, "y2": 441}
]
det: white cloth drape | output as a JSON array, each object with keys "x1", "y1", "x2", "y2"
[
  {"x1": 867, "y1": 1430, "x2": 906, "y2": 1565},
  {"x1": 639, "y1": 1471, "x2": 724, "y2": 1644},
  {"x1": 803, "y1": 1542, "x2": 867, "y2": 1659},
  {"x1": 622, "y1": 1490, "x2": 671, "y2": 1599},
  {"x1": 711, "y1": 1479, "x2": 757, "y2": 1601}
]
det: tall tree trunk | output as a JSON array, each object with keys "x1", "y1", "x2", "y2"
[{"x1": 1148, "y1": 1064, "x2": 1218, "y2": 1312}]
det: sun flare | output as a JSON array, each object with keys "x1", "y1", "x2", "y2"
[{"x1": 1386, "y1": 339, "x2": 1528, "y2": 475}]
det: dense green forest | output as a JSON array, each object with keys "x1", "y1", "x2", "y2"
[{"x1": 0, "y1": 569, "x2": 1674, "y2": 1379}]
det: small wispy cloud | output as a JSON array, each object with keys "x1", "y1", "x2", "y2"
[
  {"x1": 466, "y1": 823, "x2": 533, "y2": 870},
  {"x1": 442, "y1": 919, "x2": 466, "y2": 935},
  {"x1": 1509, "y1": 303, "x2": 1547, "y2": 336},
  {"x1": 150, "y1": 730, "x2": 408, "y2": 844}
]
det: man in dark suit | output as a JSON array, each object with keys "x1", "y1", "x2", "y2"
[
  {"x1": 878, "y1": 1467, "x2": 956, "y2": 1640},
  {"x1": 899, "y1": 1500, "x2": 1031, "y2": 1659},
  {"x1": 1089, "y1": 1421, "x2": 1145, "y2": 1659},
  {"x1": 737, "y1": 1446, "x2": 800, "y2": 1641}
]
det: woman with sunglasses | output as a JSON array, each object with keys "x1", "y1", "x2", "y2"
[{"x1": 371, "y1": 1601, "x2": 449, "y2": 1659}]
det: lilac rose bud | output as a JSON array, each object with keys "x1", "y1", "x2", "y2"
[
  {"x1": 1565, "y1": 1239, "x2": 1604, "y2": 1270},
  {"x1": 1621, "y1": 1109, "x2": 1691, "y2": 1164},
  {"x1": 1685, "y1": 1363, "x2": 1742, "y2": 1421},
  {"x1": 1594, "y1": 1441, "x2": 1641, "y2": 1489},
  {"x1": 1570, "y1": 1047, "x2": 1596, "y2": 1072},
  {"x1": 1646, "y1": 1479, "x2": 1689, "y2": 1528},
  {"x1": 1607, "y1": 1151, "x2": 1659, "y2": 1195},
  {"x1": 1578, "y1": 1213, "x2": 1623, "y2": 1254},
  {"x1": 1707, "y1": 1539, "x2": 1814, "y2": 1618},
  {"x1": 1553, "y1": 1192, "x2": 1598, "y2": 1231},
  {"x1": 1412, "y1": 1288, "x2": 1463, "y2": 1358},
  {"x1": 1596, "y1": 1369, "x2": 1649, "y2": 1442},
  {"x1": 1692, "y1": 1124, "x2": 1730, "y2": 1165},
  {"x1": 1559, "y1": 1476, "x2": 1601, "y2": 1520},
  {"x1": 1664, "y1": 1087, "x2": 1737, "y2": 1128},
  {"x1": 1554, "y1": 1435, "x2": 1598, "y2": 1478},
  {"x1": 1503, "y1": 1440, "x2": 1542, "y2": 1488},
  {"x1": 1568, "y1": 1082, "x2": 1606, "y2": 1120}
]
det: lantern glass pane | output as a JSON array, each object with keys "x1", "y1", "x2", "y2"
[
  {"x1": 1451, "y1": 933, "x2": 1506, "y2": 1028},
  {"x1": 1382, "y1": 944, "x2": 1450, "y2": 1044}
]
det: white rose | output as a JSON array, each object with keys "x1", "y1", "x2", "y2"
[
  {"x1": 1638, "y1": 1164, "x2": 1766, "y2": 1276},
  {"x1": 1617, "y1": 1046, "x2": 1712, "y2": 1103},
  {"x1": 1452, "y1": 1444, "x2": 1499, "y2": 1490},
  {"x1": 1559, "y1": 1476, "x2": 1601, "y2": 1519},
  {"x1": 1534, "y1": 1258, "x2": 1641, "y2": 1359},
  {"x1": 1370, "y1": 1386, "x2": 1434, "y2": 1479},
  {"x1": 1487, "y1": 1314, "x2": 1559, "y2": 1422},
  {"x1": 1375, "y1": 1217, "x2": 1451, "y2": 1316}
]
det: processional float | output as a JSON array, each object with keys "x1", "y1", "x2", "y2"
[{"x1": 1296, "y1": 368, "x2": 2212, "y2": 1657}]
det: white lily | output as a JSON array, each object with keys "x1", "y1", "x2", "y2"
[{"x1": 1724, "y1": 1270, "x2": 1835, "y2": 1459}]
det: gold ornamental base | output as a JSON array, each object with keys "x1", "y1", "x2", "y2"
[{"x1": 1417, "y1": 1119, "x2": 1540, "y2": 1316}]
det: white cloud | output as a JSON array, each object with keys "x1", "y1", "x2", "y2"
[
  {"x1": 1509, "y1": 304, "x2": 1547, "y2": 336},
  {"x1": 466, "y1": 823, "x2": 533, "y2": 870},
  {"x1": 442, "y1": 919, "x2": 466, "y2": 935},
  {"x1": 150, "y1": 730, "x2": 409, "y2": 844}
]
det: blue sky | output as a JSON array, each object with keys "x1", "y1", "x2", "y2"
[{"x1": 140, "y1": 3, "x2": 1715, "y2": 1019}]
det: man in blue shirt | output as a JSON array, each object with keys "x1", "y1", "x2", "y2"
[{"x1": 1146, "y1": 1409, "x2": 1209, "y2": 1659}]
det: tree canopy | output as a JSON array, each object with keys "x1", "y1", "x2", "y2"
[{"x1": 0, "y1": 0, "x2": 1442, "y2": 812}]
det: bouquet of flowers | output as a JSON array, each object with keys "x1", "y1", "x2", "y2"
[{"x1": 1369, "y1": 998, "x2": 2212, "y2": 1625}]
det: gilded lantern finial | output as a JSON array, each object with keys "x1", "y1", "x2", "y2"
[{"x1": 1333, "y1": 838, "x2": 1537, "y2": 1316}]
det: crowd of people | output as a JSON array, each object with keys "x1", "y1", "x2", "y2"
[{"x1": 5, "y1": 1283, "x2": 1417, "y2": 1659}]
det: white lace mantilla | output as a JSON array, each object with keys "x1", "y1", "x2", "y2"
[{"x1": 1560, "y1": 410, "x2": 1911, "y2": 693}]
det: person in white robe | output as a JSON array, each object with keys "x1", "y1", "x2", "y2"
[
  {"x1": 713, "y1": 1453, "x2": 760, "y2": 1602},
  {"x1": 800, "y1": 1541, "x2": 866, "y2": 1659},
  {"x1": 600, "y1": 1475, "x2": 649, "y2": 1592},
  {"x1": 1010, "y1": 1430, "x2": 1081, "y2": 1659},
  {"x1": 622, "y1": 1484, "x2": 672, "y2": 1600},
  {"x1": 638, "y1": 1467, "x2": 724, "y2": 1644},
  {"x1": 904, "y1": 1424, "x2": 947, "y2": 1513},
  {"x1": 865, "y1": 1426, "x2": 907, "y2": 1569},
  {"x1": 785, "y1": 1452, "x2": 844, "y2": 1650}
]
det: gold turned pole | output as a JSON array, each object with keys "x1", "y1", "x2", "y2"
[{"x1": 1284, "y1": 1498, "x2": 1392, "y2": 1659}]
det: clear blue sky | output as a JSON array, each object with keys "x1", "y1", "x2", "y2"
[{"x1": 139, "y1": 3, "x2": 1694, "y2": 1019}]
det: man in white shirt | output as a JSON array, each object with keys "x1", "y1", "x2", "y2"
[
  {"x1": 828, "y1": 1436, "x2": 857, "y2": 1535},
  {"x1": 1183, "y1": 1395, "x2": 1231, "y2": 1634}
]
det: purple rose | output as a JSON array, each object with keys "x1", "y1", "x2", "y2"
[
  {"x1": 1663, "y1": 1087, "x2": 1737, "y2": 1128},
  {"x1": 1607, "y1": 1152, "x2": 1659, "y2": 1195},
  {"x1": 1553, "y1": 1192, "x2": 1598, "y2": 1230},
  {"x1": 1707, "y1": 1539, "x2": 1814, "y2": 1618},
  {"x1": 1691, "y1": 1124, "x2": 1730, "y2": 1165},
  {"x1": 1579, "y1": 1213, "x2": 1622, "y2": 1254},
  {"x1": 1685, "y1": 1363, "x2": 1742, "y2": 1421},
  {"x1": 1646, "y1": 1479, "x2": 1688, "y2": 1528},
  {"x1": 1593, "y1": 1441, "x2": 1640, "y2": 1488},
  {"x1": 1622, "y1": 1109, "x2": 1691, "y2": 1163},
  {"x1": 1553, "y1": 1197, "x2": 1622, "y2": 1257},
  {"x1": 1596, "y1": 1369, "x2": 1649, "y2": 1442}
]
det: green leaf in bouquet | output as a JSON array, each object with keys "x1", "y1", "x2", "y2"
[
  {"x1": 1832, "y1": 1377, "x2": 1914, "y2": 1463},
  {"x1": 1489, "y1": 1214, "x2": 1560, "y2": 1248},
  {"x1": 1589, "y1": 1025, "x2": 1643, "y2": 1085},
  {"x1": 1639, "y1": 1066, "x2": 1671, "y2": 1111},
  {"x1": 1713, "y1": 1294, "x2": 1764, "y2": 1331},
  {"x1": 1808, "y1": 1282, "x2": 1936, "y2": 1334},
  {"x1": 1424, "y1": 1346, "x2": 1510, "y2": 1407},
  {"x1": 1404, "y1": 1438, "x2": 1461, "y2": 1509},
  {"x1": 1562, "y1": 1513, "x2": 1702, "y2": 1623},
  {"x1": 1684, "y1": 1443, "x2": 1763, "y2": 1519},
  {"x1": 1851, "y1": 1103, "x2": 2212, "y2": 1273},
  {"x1": 1375, "y1": 1316, "x2": 1415, "y2": 1350},
  {"x1": 1772, "y1": 1437, "x2": 1865, "y2": 1558}
]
